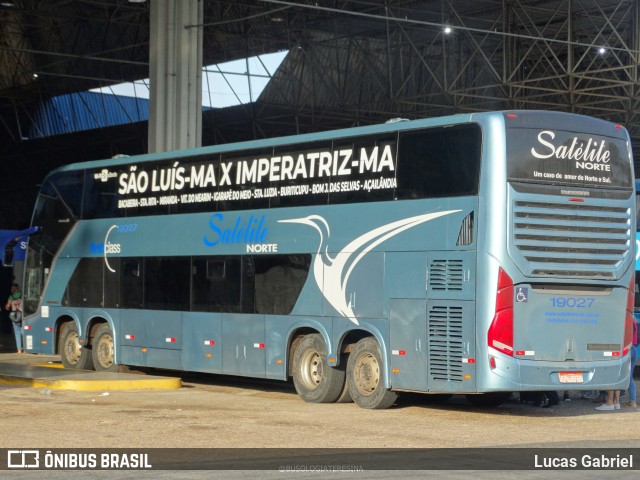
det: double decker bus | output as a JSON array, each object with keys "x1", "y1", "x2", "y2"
[{"x1": 21, "y1": 111, "x2": 636, "y2": 409}]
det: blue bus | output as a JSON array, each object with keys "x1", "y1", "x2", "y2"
[{"x1": 21, "y1": 111, "x2": 636, "y2": 408}]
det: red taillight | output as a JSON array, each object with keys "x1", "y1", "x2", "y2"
[
  {"x1": 623, "y1": 275, "x2": 635, "y2": 356},
  {"x1": 488, "y1": 268, "x2": 514, "y2": 356}
]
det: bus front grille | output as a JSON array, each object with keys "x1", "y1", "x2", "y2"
[{"x1": 512, "y1": 200, "x2": 631, "y2": 278}]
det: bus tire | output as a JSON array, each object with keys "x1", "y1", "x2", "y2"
[
  {"x1": 335, "y1": 354, "x2": 353, "y2": 403},
  {"x1": 60, "y1": 322, "x2": 94, "y2": 370},
  {"x1": 92, "y1": 323, "x2": 118, "y2": 372},
  {"x1": 465, "y1": 392, "x2": 512, "y2": 408},
  {"x1": 292, "y1": 333, "x2": 346, "y2": 403},
  {"x1": 346, "y1": 337, "x2": 397, "y2": 409}
]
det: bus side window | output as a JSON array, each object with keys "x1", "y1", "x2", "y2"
[
  {"x1": 192, "y1": 256, "x2": 242, "y2": 312},
  {"x1": 144, "y1": 257, "x2": 190, "y2": 311},
  {"x1": 396, "y1": 124, "x2": 481, "y2": 199},
  {"x1": 253, "y1": 254, "x2": 311, "y2": 315},
  {"x1": 122, "y1": 259, "x2": 143, "y2": 309},
  {"x1": 65, "y1": 258, "x2": 103, "y2": 307}
]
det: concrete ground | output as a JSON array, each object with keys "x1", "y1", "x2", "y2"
[{"x1": 0, "y1": 326, "x2": 638, "y2": 451}]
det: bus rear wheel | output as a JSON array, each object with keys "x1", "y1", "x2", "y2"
[
  {"x1": 292, "y1": 333, "x2": 346, "y2": 403},
  {"x1": 346, "y1": 337, "x2": 397, "y2": 409},
  {"x1": 92, "y1": 324, "x2": 118, "y2": 372},
  {"x1": 60, "y1": 322, "x2": 94, "y2": 370}
]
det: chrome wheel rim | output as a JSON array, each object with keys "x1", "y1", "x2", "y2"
[
  {"x1": 354, "y1": 352, "x2": 379, "y2": 396},
  {"x1": 299, "y1": 348, "x2": 323, "y2": 391}
]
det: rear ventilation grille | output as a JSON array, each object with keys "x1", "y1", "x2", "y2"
[
  {"x1": 428, "y1": 305, "x2": 463, "y2": 382},
  {"x1": 512, "y1": 200, "x2": 630, "y2": 278},
  {"x1": 429, "y1": 259, "x2": 464, "y2": 291}
]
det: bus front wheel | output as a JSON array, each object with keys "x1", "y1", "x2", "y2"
[
  {"x1": 346, "y1": 337, "x2": 397, "y2": 409},
  {"x1": 292, "y1": 333, "x2": 346, "y2": 403},
  {"x1": 92, "y1": 323, "x2": 118, "y2": 372},
  {"x1": 60, "y1": 322, "x2": 94, "y2": 370}
]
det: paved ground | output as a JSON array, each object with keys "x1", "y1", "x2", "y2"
[{"x1": 0, "y1": 324, "x2": 638, "y2": 451}]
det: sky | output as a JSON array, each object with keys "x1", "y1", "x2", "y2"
[{"x1": 90, "y1": 50, "x2": 289, "y2": 108}]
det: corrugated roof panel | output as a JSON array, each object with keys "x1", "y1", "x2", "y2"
[{"x1": 28, "y1": 91, "x2": 149, "y2": 138}]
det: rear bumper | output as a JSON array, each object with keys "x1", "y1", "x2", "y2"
[{"x1": 482, "y1": 350, "x2": 631, "y2": 391}]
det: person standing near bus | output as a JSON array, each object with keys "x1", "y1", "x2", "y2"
[{"x1": 5, "y1": 283, "x2": 23, "y2": 353}]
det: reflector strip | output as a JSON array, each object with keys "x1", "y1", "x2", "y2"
[
  {"x1": 166, "y1": 337, "x2": 176, "y2": 343},
  {"x1": 489, "y1": 356, "x2": 497, "y2": 369},
  {"x1": 462, "y1": 358, "x2": 476, "y2": 364},
  {"x1": 125, "y1": 334, "x2": 135, "y2": 340},
  {"x1": 391, "y1": 349, "x2": 406, "y2": 356},
  {"x1": 492, "y1": 340, "x2": 513, "y2": 353},
  {"x1": 516, "y1": 350, "x2": 535, "y2": 356},
  {"x1": 604, "y1": 351, "x2": 620, "y2": 357},
  {"x1": 45, "y1": 327, "x2": 53, "y2": 332},
  {"x1": 203, "y1": 340, "x2": 215, "y2": 346},
  {"x1": 254, "y1": 343, "x2": 265, "y2": 349},
  {"x1": 23, "y1": 325, "x2": 31, "y2": 330}
]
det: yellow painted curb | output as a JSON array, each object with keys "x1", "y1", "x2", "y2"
[
  {"x1": 35, "y1": 363, "x2": 64, "y2": 369},
  {"x1": 0, "y1": 374, "x2": 181, "y2": 391}
]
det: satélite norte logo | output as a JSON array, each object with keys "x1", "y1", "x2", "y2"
[{"x1": 203, "y1": 213, "x2": 277, "y2": 252}]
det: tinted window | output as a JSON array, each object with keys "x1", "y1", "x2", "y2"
[
  {"x1": 104, "y1": 258, "x2": 121, "y2": 308},
  {"x1": 192, "y1": 256, "x2": 241, "y2": 312},
  {"x1": 395, "y1": 124, "x2": 481, "y2": 199},
  {"x1": 65, "y1": 258, "x2": 103, "y2": 307},
  {"x1": 63, "y1": 254, "x2": 311, "y2": 314},
  {"x1": 507, "y1": 128, "x2": 632, "y2": 189},
  {"x1": 254, "y1": 254, "x2": 311, "y2": 314},
  {"x1": 270, "y1": 141, "x2": 331, "y2": 208},
  {"x1": 83, "y1": 168, "x2": 122, "y2": 219},
  {"x1": 31, "y1": 172, "x2": 83, "y2": 257},
  {"x1": 144, "y1": 257, "x2": 190, "y2": 311},
  {"x1": 121, "y1": 258, "x2": 143, "y2": 308},
  {"x1": 73, "y1": 123, "x2": 485, "y2": 221},
  {"x1": 327, "y1": 135, "x2": 397, "y2": 204}
]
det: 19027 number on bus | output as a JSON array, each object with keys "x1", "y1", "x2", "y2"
[{"x1": 550, "y1": 297, "x2": 595, "y2": 308}]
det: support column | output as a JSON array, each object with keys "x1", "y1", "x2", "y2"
[{"x1": 148, "y1": 0, "x2": 202, "y2": 153}]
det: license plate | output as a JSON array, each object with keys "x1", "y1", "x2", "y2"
[{"x1": 558, "y1": 372, "x2": 584, "y2": 383}]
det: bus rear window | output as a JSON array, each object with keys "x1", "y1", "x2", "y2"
[{"x1": 506, "y1": 128, "x2": 632, "y2": 189}]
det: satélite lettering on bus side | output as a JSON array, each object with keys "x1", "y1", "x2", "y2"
[{"x1": 203, "y1": 213, "x2": 269, "y2": 247}]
